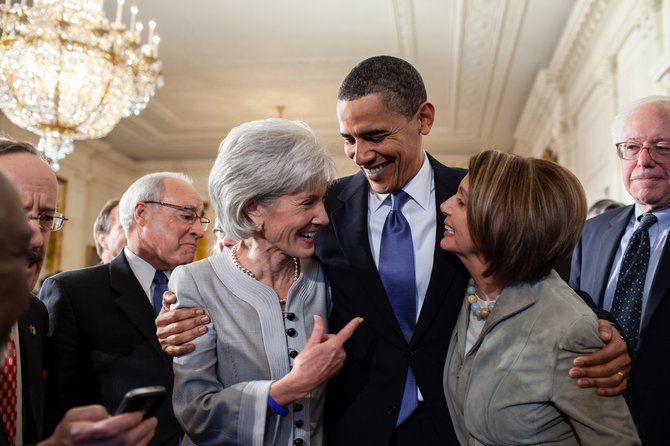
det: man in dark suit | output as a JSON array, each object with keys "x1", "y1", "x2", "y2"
[
  {"x1": 0, "y1": 139, "x2": 156, "y2": 446},
  {"x1": 570, "y1": 96, "x2": 670, "y2": 445},
  {"x1": 156, "y1": 56, "x2": 630, "y2": 445},
  {"x1": 41, "y1": 171, "x2": 207, "y2": 445}
]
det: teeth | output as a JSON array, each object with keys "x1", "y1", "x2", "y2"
[
  {"x1": 445, "y1": 224, "x2": 455, "y2": 234},
  {"x1": 300, "y1": 232, "x2": 316, "y2": 238},
  {"x1": 365, "y1": 163, "x2": 387, "y2": 175}
]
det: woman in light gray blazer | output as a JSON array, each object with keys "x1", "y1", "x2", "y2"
[
  {"x1": 170, "y1": 119, "x2": 362, "y2": 446},
  {"x1": 439, "y1": 150, "x2": 640, "y2": 445}
]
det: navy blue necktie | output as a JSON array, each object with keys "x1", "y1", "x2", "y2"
[
  {"x1": 378, "y1": 190, "x2": 418, "y2": 425},
  {"x1": 610, "y1": 213, "x2": 657, "y2": 354},
  {"x1": 152, "y1": 271, "x2": 168, "y2": 315}
]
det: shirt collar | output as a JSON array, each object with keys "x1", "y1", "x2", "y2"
[
  {"x1": 634, "y1": 204, "x2": 670, "y2": 231},
  {"x1": 123, "y1": 246, "x2": 171, "y2": 291},
  {"x1": 370, "y1": 152, "x2": 432, "y2": 211}
]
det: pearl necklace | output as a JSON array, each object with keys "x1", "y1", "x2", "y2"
[
  {"x1": 466, "y1": 278, "x2": 497, "y2": 320},
  {"x1": 231, "y1": 244, "x2": 300, "y2": 304}
]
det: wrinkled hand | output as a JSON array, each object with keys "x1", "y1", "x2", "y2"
[
  {"x1": 568, "y1": 321, "x2": 631, "y2": 396},
  {"x1": 38, "y1": 405, "x2": 157, "y2": 446},
  {"x1": 271, "y1": 315, "x2": 363, "y2": 405},
  {"x1": 155, "y1": 290, "x2": 210, "y2": 357}
]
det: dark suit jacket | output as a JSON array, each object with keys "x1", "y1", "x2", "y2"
[
  {"x1": 570, "y1": 205, "x2": 670, "y2": 445},
  {"x1": 316, "y1": 155, "x2": 468, "y2": 445},
  {"x1": 39, "y1": 253, "x2": 181, "y2": 446},
  {"x1": 0, "y1": 295, "x2": 48, "y2": 446}
]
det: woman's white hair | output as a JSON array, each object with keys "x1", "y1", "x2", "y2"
[
  {"x1": 209, "y1": 119, "x2": 336, "y2": 241},
  {"x1": 119, "y1": 171, "x2": 193, "y2": 232},
  {"x1": 611, "y1": 95, "x2": 670, "y2": 143}
]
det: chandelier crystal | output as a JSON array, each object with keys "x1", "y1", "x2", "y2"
[{"x1": 0, "y1": 0, "x2": 163, "y2": 170}]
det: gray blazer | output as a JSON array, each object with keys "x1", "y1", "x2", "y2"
[
  {"x1": 444, "y1": 271, "x2": 640, "y2": 445},
  {"x1": 171, "y1": 253, "x2": 328, "y2": 446}
]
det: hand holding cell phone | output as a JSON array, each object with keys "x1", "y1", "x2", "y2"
[{"x1": 115, "y1": 385, "x2": 166, "y2": 419}]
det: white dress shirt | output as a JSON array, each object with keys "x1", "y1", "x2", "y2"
[{"x1": 123, "y1": 247, "x2": 171, "y2": 304}]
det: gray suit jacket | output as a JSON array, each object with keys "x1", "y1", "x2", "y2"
[
  {"x1": 444, "y1": 272, "x2": 640, "y2": 445},
  {"x1": 171, "y1": 253, "x2": 327, "y2": 446}
]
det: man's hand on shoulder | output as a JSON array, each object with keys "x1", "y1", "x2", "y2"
[
  {"x1": 155, "y1": 290, "x2": 209, "y2": 356},
  {"x1": 568, "y1": 321, "x2": 631, "y2": 396}
]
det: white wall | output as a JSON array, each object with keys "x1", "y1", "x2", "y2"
[{"x1": 514, "y1": 0, "x2": 670, "y2": 208}]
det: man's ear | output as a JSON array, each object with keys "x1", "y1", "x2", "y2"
[
  {"x1": 134, "y1": 201, "x2": 149, "y2": 227},
  {"x1": 96, "y1": 232, "x2": 108, "y2": 251},
  {"x1": 417, "y1": 101, "x2": 435, "y2": 135}
]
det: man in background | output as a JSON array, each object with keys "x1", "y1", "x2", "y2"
[
  {"x1": 41, "y1": 171, "x2": 207, "y2": 445},
  {"x1": 93, "y1": 199, "x2": 126, "y2": 264},
  {"x1": 0, "y1": 139, "x2": 156, "y2": 446},
  {"x1": 571, "y1": 95, "x2": 670, "y2": 445}
]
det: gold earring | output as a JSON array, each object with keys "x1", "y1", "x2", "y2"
[{"x1": 255, "y1": 223, "x2": 263, "y2": 232}]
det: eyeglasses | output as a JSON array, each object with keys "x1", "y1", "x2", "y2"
[
  {"x1": 212, "y1": 227, "x2": 224, "y2": 236},
  {"x1": 615, "y1": 141, "x2": 670, "y2": 162},
  {"x1": 27, "y1": 211, "x2": 68, "y2": 232},
  {"x1": 143, "y1": 201, "x2": 210, "y2": 230}
]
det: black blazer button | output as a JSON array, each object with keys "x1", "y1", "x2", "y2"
[
  {"x1": 289, "y1": 350, "x2": 299, "y2": 358},
  {"x1": 286, "y1": 328, "x2": 297, "y2": 337},
  {"x1": 386, "y1": 405, "x2": 397, "y2": 415},
  {"x1": 295, "y1": 419, "x2": 304, "y2": 428},
  {"x1": 293, "y1": 439, "x2": 304, "y2": 446},
  {"x1": 286, "y1": 312, "x2": 296, "y2": 320},
  {"x1": 294, "y1": 402, "x2": 303, "y2": 412}
]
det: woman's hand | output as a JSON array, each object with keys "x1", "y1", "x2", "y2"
[{"x1": 270, "y1": 315, "x2": 363, "y2": 405}]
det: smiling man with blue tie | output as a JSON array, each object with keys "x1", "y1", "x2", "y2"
[{"x1": 571, "y1": 96, "x2": 670, "y2": 445}]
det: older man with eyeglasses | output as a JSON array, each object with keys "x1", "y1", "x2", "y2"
[
  {"x1": 0, "y1": 139, "x2": 158, "y2": 446},
  {"x1": 571, "y1": 95, "x2": 670, "y2": 445},
  {"x1": 40, "y1": 171, "x2": 207, "y2": 445}
]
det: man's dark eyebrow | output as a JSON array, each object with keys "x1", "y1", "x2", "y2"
[{"x1": 340, "y1": 129, "x2": 391, "y2": 139}]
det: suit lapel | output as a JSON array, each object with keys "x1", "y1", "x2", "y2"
[
  {"x1": 329, "y1": 173, "x2": 407, "y2": 342},
  {"x1": 18, "y1": 296, "x2": 45, "y2": 441},
  {"x1": 589, "y1": 207, "x2": 633, "y2": 305},
  {"x1": 110, "y1": 254, "x2": 168, "y2": 361},
  {"x1": 640, "y1": 229, "x2": 670, "y2": 342},
  {"x1": 413, "y1": 156, "x2": 467, "y2": 343}
]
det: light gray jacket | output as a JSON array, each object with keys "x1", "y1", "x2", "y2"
[
  {"x1": 444, "y1": 271, "x2": 640, "y2": 445},
  {"x1": 171, "y1": 253, "x2": 328, "y2": 446}
]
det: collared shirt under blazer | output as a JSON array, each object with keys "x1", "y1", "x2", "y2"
[
  {"x1": 171, "y1": 252, "x2": 328, "y2": 446},
  {"x1": 444, "y1": 271, "x2": 640, "y2": 445}
]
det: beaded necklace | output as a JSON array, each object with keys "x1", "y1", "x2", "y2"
[
  {"x1": 231, "y1": 243, "x2": 299, "y2": 305},
  {"x1": 466, "y1": 278, "x2": 498, "y2": 320}
]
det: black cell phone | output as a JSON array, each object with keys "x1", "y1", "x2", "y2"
[{"x1": 115, "y1": 386, "x2": 166, "y2": 419}]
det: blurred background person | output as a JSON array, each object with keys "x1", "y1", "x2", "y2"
[
  {"x1": 170, "y1": 119, "x2": 362, "y2": 445},
  {"x1": 587, "y1": 198, "x2": 625, "y2": 219},
  {"x1": 93, "y1": 198, "x2": 127, "y2": 264},
  {"x1": 211, "y1": 219, "x2": 236, "y2": 254},
  {"x1": 0, "y1": 139, "x2": 156, "y2": 446},
  {"x1": 441, "y1": 150, "x2": 639, "y2": 445}
]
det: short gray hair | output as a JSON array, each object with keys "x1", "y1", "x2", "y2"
[
  {"x1": 209, "y1": 119, "x2": 335, "y2": 240},
  {"x1": 119, "y1": 172, "x2": 193, "y2": 232},
  {"x1": 611, "y1": 95, "x2": 670, "y2": 143}
]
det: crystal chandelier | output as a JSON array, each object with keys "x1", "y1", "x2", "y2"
[{"x1": 0, "y1": 0, "x2": 162, "y2": 170}]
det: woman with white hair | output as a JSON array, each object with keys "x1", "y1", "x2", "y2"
[{"x1": 170, "y1": 119, "x2": 363, "y2": 446}]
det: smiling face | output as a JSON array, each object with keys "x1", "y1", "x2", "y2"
[
  {"x1": 252, "y1": 183, "x2": 329, "y2": 259},
  {"x1": 337, "y1": 93, "x2": 434, "y2": 194},
  {"x1": 132, "y1": 178, "x2": 205, "y2": 270},
  {"x1": 439, "y1": 174, "x2": 476, "y2": 259},
  {"x1": 620, "y1": 102, "x2": 670, "y2": 212}
]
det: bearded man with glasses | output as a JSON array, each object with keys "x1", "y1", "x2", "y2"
[{"x1": 40, "y1": 171, "x2": 207, "y2": 445}]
